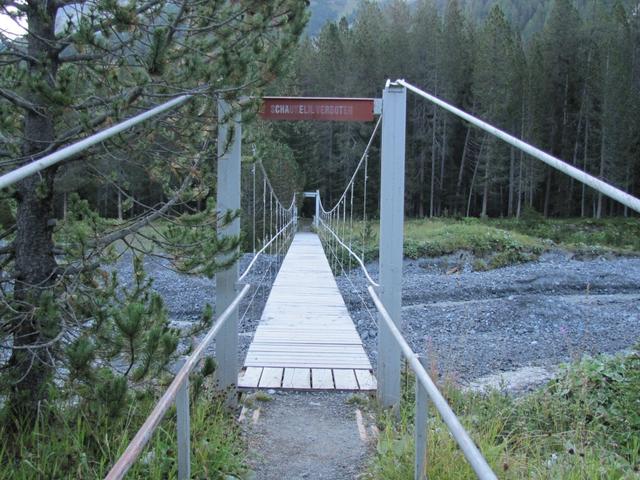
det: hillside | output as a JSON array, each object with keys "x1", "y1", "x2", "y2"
[
  {"x1": 307, "y1": 0, "x2": 360, "y2": 35},
  {"x1": 309, "y1": 0, "x2": 640, "y2": 38}
]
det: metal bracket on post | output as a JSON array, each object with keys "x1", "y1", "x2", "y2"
[
  {"x1": 216, "y1": 99, "x2": 241, "y2": 406},
  {"x1": 377, "y1": 80, "x2": 407, "y2": 407}
]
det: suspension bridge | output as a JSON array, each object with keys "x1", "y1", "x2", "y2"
[{"x1": 2, "y1": 80, "x2": 640, "y2": 480}]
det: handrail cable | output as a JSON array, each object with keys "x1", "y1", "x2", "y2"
[
  {"x1": 319, "y1": 213, "x2": 379, "y2": 326},
  {"x1": 105, "y1": 283, "x2": 251, "y2": 480},
  {"x1": 398, "y1": 79, "x2": 640, "y2": 215},
  {"x1": 368, "y1": 285, "x2": 498, "y2": 480},
  {"x1": 316, "y1": 117, "x2": 381, "y2": 289},
  {"x1": 238, "y1": 217, "x2": 294, "y2": 283},
  {"x1": 319, "y1": 116, "x2": 382, "y2": 215},
  {"x1": 257, "y1": 160, "x2": 292, "y2": 212},
  {"x1": 0, "y1": 94, "x2": 194, "y2": 190},
  {"x1": 239, "y1": 160, "x2": 296, "y2": 283},
  {"x1": 317, "y1": 215, "x2": 379, "y2": 288}
]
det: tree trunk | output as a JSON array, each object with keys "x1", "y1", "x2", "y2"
[
  {"x1": 439, "y1": 117, "x2": 447, "y2": 216},
  {"x1": 543, "y1": 169, "x2": 552, "y2": 218},
  {"x1": 455, "y1": 127, "x2": 471, "y2": 214},
  {"x1": 8, "y1": 0, "x2": 60, "y2": 425},
  {"x1": 117, "y1": 189, "x2": 123, "y2": 221},
  {"x1": 480, "y1": 144, "x2": 490, "y2": 219},
  {"x1": 467, "y1": 135, "x2": 487, "y2": 217},
  {"x1": 430, "y1": 106, "x2": 437, "y2": 218},
  {"x1": 597, "y1": 54, "x2": 610, "y2": 220},
  {"x1": 624, "y1": 164, "x2": 631, "y2": 218},
  {"x1": 418, "y1": 148, "x2": 426, "y2": 218},
  {"x1": 581, "y1": 118, "x2": 590, "y2": 217},
  {"x1": 516, "y1": 154, "x2": 523, "y2": 218},
  {"x1": 508, "y1": 148, "x2": 515, "y2": 217}
]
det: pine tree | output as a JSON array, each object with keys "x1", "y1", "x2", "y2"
[{"x1": 0, "y1": 0, "x2": 308, "y2": 427}]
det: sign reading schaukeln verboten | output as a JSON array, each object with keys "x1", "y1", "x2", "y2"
[{"x1": 261, "y1": 97, "x2": 376, "y2": 122}]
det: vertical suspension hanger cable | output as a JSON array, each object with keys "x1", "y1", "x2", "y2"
[
  {"x1": 269, "y1": 190, "x2": 273, "y2": 256},
  {"x1": 252, "y1": 163, "x2": 256, "y2": 254},
  {"x1": 262, "y1": 176, "x2": 267, "y2": 246},
  {"x1": 349, "y1": 182, "x2": 354, "y2": 275},
  {"x1": 341, "y1": 197, "x2": 346, "y2": 271},
  {"x1": 362, "y1": 153, "x2": 368, "y2": 261}
]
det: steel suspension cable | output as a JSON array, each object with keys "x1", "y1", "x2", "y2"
[
  {"x1": 398, "y1": 79, "x2": 640, "y2": 215},
  {"x1": 238, "y1": 161, "x2": 296, "y2": 282},
  {"x1": 316, "y1": 117, "x2": 382, "y2": 287}
]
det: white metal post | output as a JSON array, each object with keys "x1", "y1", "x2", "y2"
[
  {"x1": 216, "y1": 100, "x2": 241, "y2": 405},
  {"x1": 378, "y1": 80, "x2": 407, "y2": 407},
  {"x1": 415, "y1": 355, "x2": 429, "y2": 480},
  {"x1": 315, "y1": 190, "x2": 320, "y2": 227},
  {"x1": 176, "y1": 375, "x2": 190, "y2": 480}
]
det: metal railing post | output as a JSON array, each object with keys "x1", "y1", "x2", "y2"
[
  {"x1": 415, "y1": 355, "x2": 429, "y2": 480},
  {"x1": 216, "y1": 99, "x2": 242, "y2": 406},
  {"x1": 378, "y1": 80, "x2": 407, "y2": 407},
  {"x1": 176, "y1": 363, "x2": 191, "y2": 480}
]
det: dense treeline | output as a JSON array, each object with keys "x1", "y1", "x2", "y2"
[{"x1": 274, "y1": 0, "x2": 640, "y2": 218}]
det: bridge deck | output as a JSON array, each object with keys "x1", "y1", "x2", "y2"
[{"x1": 239, "y1": 232, "x2": 376, "y2": 391}]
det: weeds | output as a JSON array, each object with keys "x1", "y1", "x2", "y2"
[
  {"x1": 365, "y1": 348, "x2": 640, "y2": 479},
  {"x1": 0, "y1": 386, "x2": 248, "y2": 479}
]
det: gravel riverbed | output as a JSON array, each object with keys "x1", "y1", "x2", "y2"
[
  {"x1": 121, "y1": 249, "x2": 640, "y2": 385},
  {"x1": 337, "y1": 250, "x2": 640, "y2": 385}
]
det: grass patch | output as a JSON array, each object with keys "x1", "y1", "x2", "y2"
[
  {"x1": 254, "y1": 391, "x2": 273, "y2": 402},
  {"x1": 492, "y1": 215, "x2": 640, "y2": 255},
  {"x1": 328, "y1": 214, "x2": 639, "y2": 271},
  {"x1": 0, "y1": 388, "x2": 248, "y2": 479},
  {"x1": 330, "y1": 218, "x2": 547, "y2": 268},
  {"x1": 403, "y1": 218, "x2": 546, "y2": 260},
  {"x1": 365, "y1": 349, "x2": 640, "y2": 479}
]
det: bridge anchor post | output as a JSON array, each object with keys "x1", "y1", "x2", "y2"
[
  {"x1": 378, "y1": 80, "x2": 407, "y2": 407},
  {"x1": 216, "y1": 99, "x2": 242, "y2": 406}
]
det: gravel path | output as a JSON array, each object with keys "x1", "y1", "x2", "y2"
[{"x1": 242, "y1": 392, "x2": 374, "y2": 480}]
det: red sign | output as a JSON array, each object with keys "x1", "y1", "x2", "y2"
[{"x1": 261, "y1": 97, "x2": 375, "y2": 122}]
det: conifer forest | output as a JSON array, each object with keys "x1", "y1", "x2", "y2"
[{"x1": 277, "y1": 0, "x2": 640, "y2": 220}]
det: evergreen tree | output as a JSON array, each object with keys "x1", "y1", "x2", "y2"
[{"x1": 0, "y1": 0, "x2": 308, "y2": 426}]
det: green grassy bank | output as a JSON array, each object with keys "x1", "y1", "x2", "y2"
[{"x1": 365, "y1": 348, "x2": 640, "y2": 479}]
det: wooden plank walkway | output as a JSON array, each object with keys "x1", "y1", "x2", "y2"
[{"x1": 239, "y1": 232, "x2": 376, "y2": 391}]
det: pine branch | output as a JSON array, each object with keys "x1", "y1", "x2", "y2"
[
  {"x1": 93, "y1": 162, "x2": 200, "y2": 248},
  {"x1": 71, "y1": 86, "x2": 143, "y2": 110},
  {"x1": 53, "y1": 0, "x2": 163, "y2": 57},
  {"x1": 0, "y1": 87, "x2": 43, "y2": 115}
]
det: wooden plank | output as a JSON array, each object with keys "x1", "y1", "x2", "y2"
[
  {"x1": 355, "y1": 370, "x2": 377, "y2": 390},
  {"x1": 248, "y1": 344, "x2": 367, "y2": 354},
  {"x1": 333, "y1": 369, "x2": 359, "y2": 390},
  {"x1": 245, "y1": 359, "x2": 372, "y2": 369},
  {"x1": 282, "y1": 368, "x2": 311, "y2": 389},
  {"x1": 258, "y1": 367, "x2": 283, "y2": 388},
  {"x1": 311, "y1": 369, "x2": 334, "y2": 389},
  {"x1": 238, "y1": 367, "x2": 262, "y2": 388}
]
